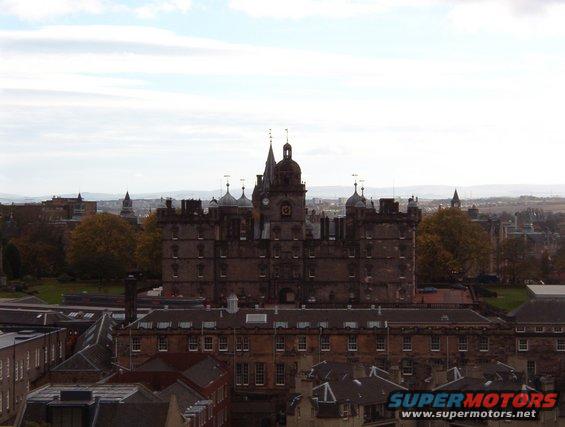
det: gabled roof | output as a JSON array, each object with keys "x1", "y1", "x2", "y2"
[{"x1": 509, "y1": 298, "x2": 565, "y2": 324}]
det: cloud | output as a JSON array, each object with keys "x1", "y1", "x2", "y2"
[{"x1": 0, "y1": 0, "x2": 191, "y2": 21}]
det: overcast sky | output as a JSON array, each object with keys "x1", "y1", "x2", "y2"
[{"x1": 1, "y1": 0, "x2": 564, "y2": 196}]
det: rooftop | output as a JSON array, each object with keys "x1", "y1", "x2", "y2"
[{"x1": 527, "y1": 285, "x2": 565, "y2": 298}]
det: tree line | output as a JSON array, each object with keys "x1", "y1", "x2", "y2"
[{"x1": 1, "y1": 213, "x2": 162, "y2": 282}]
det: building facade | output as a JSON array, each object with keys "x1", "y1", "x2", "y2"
[{"x1": 157, "y1": 143, "x2": 421, "y2": 306}]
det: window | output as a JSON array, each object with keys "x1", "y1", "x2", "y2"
[
  {"x1": 0, "y1": 393, "x2": 2, "y2": 414},
  {"x1": 172, "y1": 263, "x2": 179, "y2": 278},
  {"x1": 341, "y1": 403, "x2": 351, "y2": 417},
  {"x1": 320, "y1": 335, "x2": 330, "y2": 351},
  {"x1": 518, "y1": 338, "x2": 528, "y2": 352},
  {"x1": 5, "y1": 392, "x2": 8, "y2": 410},
  {"x1": 273, "y1": 246, "x2": 280, "y2": 259},
  {"x1": 308, "y1": 247, "x2": 315, "y2": 258},
  {"x1": 131, "y1": 336, "x2": 141, "y2": 352},
  {"x1": 308, "y1": 265, "x2": 315, "y2": 278},
  {"x1": 292, "y1": 247, "x2": 299, "y2": 259},
  {"x1": 275, "y1": 363, "x2": 285, "y2": 385},
  {"x1": 535, "y1": 326, "x2": 544, "y2": 333},
  {"x1": 259, "y1": 246, "x2": 267, "y2": 258},
  {"x1": 188, "y1": 336, "x2": 199, "y2": 351},
  {"x1": 197, "y1": 264, "x2": 204, "y2": 278},
  {"x1": 171, "y1": 226, "x2": 179, "y2": 240},
  {"x1": 259, "y1": 264, "x2": 267, "y2": 278},
  {"x1": 219, "y1": 247, "x2": 227, "y2": 258},
  {"x1": 402, "y1": 336, "x2": 412, "y2": 352},
  {"x1": 219, "y1": 336, "x2": 228, "y2": 352},
  {"x1": 527, "y1": 360, "x2": 536, "y2": 378},
  {"x1": 44, "y1": 347, "x2": 47, "y2": 364},
  {"x1": 220, "y1": 264, "x2": 227, "y2": 278},
  {"x1": 275, "y1": 335, "x2": 285, "y2": 352},
  {"x1": 348, "y1": 335, "x2": 357, "y2": 352},
  {"x1": 197, "y1": 228, "x2": 204, "y2": 240},
  {"x1": 158, "y1": 336, "x2": 168, "y2": 352},
  {"x1": 458, "y1": 336, "x2": 468, "y2": 352},
  {"x1": 553, "y1": 327, "x2": 563, "y2": 333},
  {"x1": 204, "y1": 336, "x2": 213, "y2": 351},
  {"x1": 172, "y1": 245, "x2": 179, "y2": 259},
  {"x1": 6, "y1": 358, "x2": 9, "y2": 378},
  {"x1": 365, "y1": 265, "x2": 373, "y2": 279},
  {"x1": 35, "y1": 348, "x2": 40, "y2": 368},
  {"x1": 479, "y1": 336, "x2": 489, "y2": 352},
  {"x1": 376, "y1": 336, "x2": 386, "y2": 351},
  {"x1": 348, "y1": 247, "x2": 356, "y2": 258},
  {"x1": 236, "y1": 336, "x2": 249, "y2": 352},
  {"x1": 298, "y1": 336, "x2": 307, "y2": 351},
  {"x1": 255, "y1": 363, "x2": 265, "y2": 386},
  {"x1": 198, "y1": 245, "x2": 204, "y2": 258},
  {"x1": 273, "y1": 228, "x2": 280, "y2": 240},
  {"x1": 348, "y1": 265, "x2": 356, "y2": 278},
  {"x1": 516, "y1": 326, "x2": 526, "y2": 333},
  {"x1": 51, "y1": 344, "x2": 55, "y2": 361},
  {"x1": 430, "y1": 336, "x2": 440, "y2": 352},
  {"x1": 26, "y1": 351, "x2": 30, "y2": 371},
  {"x1": 235, "y1": 363, "x2": 249, "y2": 386},
  {"x1": 366, "y1": 245, "x2": 373, "y2": 258},
  {"x1": 402, "y1": 359, "x2": 414, "y2": 376},
  {"x1": 292, "y1": 228, "x2": 300, "y2": 240},
  {"x1": 242, "y1": 336, "x2": 249, "y2": 351},
  {"x1": 59, "y1": 342, "x2": 63, "y2": 359},
  {"x1": 556, "y1": 339, "x2": 565, "y2": 352}
]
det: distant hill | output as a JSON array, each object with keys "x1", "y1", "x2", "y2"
[{"x1": 2, "y1": 184, "x2": 564, "y2": 203}]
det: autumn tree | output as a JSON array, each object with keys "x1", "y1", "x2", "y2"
[
  {"x1": 67, "y1": 213, "x2": 136, "y2": 281},
  {"x1": 135, "y1": 213, "x2": 162, "y2": 278},
  {"x1": 417, "y1": 208, "x2": 491, "y2": 283}
]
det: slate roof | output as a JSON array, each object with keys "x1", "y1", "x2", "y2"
[
  {"x1": 435, "y1": 362, "x2": 533, "y2": 392},
  {"x1": 313, "y1": 376, "x2": 404, "y2": 406},
  {"x1": 157, "y1": 380, "x2": 204, "y2": 413},
  {"x1": 129, "y1": 307, "x2": 491, "y2": 331},
  {"x1": 508, "y1": 299, "x2": 565, "y2": 324},
  {"x1": 307, "y1": 361, "x2": 390, "y2": 382},
  {"x1": 51, "y1": 312, "x2": 115, "y2": 373},
  {"x1": 0, "y1": 308, "x2": 69, "y2": 326}
]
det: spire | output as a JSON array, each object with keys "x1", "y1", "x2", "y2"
[
  {"x1": 262, "y1": 133, "x2": 276, "y2": 192},
  {"x1": 124, "y1": 191, "x2": 131, "y2": 201},
  {"x1": 451, "y1": 189, "x2": 461, "y2": 209}
]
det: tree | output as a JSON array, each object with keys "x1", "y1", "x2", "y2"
[
  {"x1": 11, "y1": 222, "x2": 66, "y2": 277},
  {"x1": 67, "y1": 213, "x2": 136, "y2": 281},
  {"x1": 135, "y1": 213, "x2": 162, "y2": 278},
  {"x1": 500, "y1": 237, "x2": 540, "y2": 285},
  {"x1": 417, "y1": 208, "x2": 491, "y2": 283},
  {"x1": 3, "y1": 242, "x2": 22, "y2": 279}
]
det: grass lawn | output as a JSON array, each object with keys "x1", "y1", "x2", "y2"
[
  {"x1": 0, "y1": 278, "x2": 124, "y2": 304},
  {"x1": 483, "y1": 286, "x2": 529, "y2": 312}
]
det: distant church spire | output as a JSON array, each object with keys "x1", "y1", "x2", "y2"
[
  {"x1": 451, "y1": 189, "x2": 461, "y2": 209},
  {"x1": 262, "y1": 132, "x2": 276, "y2": 192}
]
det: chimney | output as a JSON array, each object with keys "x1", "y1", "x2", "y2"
[{"x1": 124, "y1": 273, "x2": 138, "y2": 325}]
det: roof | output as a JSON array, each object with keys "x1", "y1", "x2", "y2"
[
  {"x1": 23, "y1": 384, "x2": 176, "y2": 427},
  {"x1": 307, "y1": 361, "x2": 390, "y2": 382},
  {"x1": 508, "y1": 298, "x2": 565, "y2": 324},
  {"x1": 435, "y1": 363, "x2": 531, "y2": 392},
  {"x1": 156, "y1": 380, "x2": 204, "y2": 413},
  {"x1": 527, "y1": 285, "x2": 565, "y2": 298},
  {"x1": 128, "y1": 307, "x2": 491, "y2": 331},
  {"x1": 0, "y1": 307, "x2": 69, "y2": 326},
  {"x1": 51, "y1": 313, "x2": 115, "y2": 373},
  {"x1": 312, "y1": 375, "x2": 404, "y2": 406},
  {"x1": 0, "y1": 329, "x2": 53, "y2": 351},
  {"x1": 136, "y1": 353, "x2": 227, "y2": 388}
]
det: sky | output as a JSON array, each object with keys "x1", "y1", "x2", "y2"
[{"x1": 1, "y1": 0, "x2": 565, "y2": 197}]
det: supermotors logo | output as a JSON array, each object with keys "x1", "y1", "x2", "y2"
[{"x1": 387, "y1": 391, "x2": 559, "y2": 420}]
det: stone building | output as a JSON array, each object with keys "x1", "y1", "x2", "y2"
[
  {"x1": 157, "y1": 143, "x2": 421, "y2": 306},
  {"x1": 0, "y1": 326, "x2": 66, "y2": 424}
]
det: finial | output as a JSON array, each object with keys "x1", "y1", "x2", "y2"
[
  {"x1": 269, "y1": 129, "x2": 272, "y2": 145},
  {"x1": 240, "y1": 178, "x2": 245, "y2": 191},
  {"x1": 285, "y1": 128, "x2": 289, "y2": 144},
  {"x1": 224, "y1": 175, "x2": 230, "y2": 192},
  {"x1": 360, "y1": 179, "x2": 365, "y2": 196},
  {"x1": 352, "y1": 173, "x2": 358, "y2": 191}
]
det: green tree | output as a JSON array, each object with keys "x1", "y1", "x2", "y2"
[
  {"x1": 135, "y1": 213, "x2": 162, "y2": 278},
  {"x1": 500, "y1": 237, "x2": 540, "y2": 285},
  {"x1": 3, "y1": 242, "x2": 22, "y2": 279},
  {"x1": 67, "y1": 213, "x2": 136, "y2": 281},
  {"x1": 417, "y1": 208, "x2": 491, "y2": 282},
  {"x1": 11, "y1": 222, "x2": 66, "y2": 277}
]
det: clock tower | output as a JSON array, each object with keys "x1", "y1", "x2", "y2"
[{"x1": 253, "y1": 140, "x2": 307, "y2": 303}]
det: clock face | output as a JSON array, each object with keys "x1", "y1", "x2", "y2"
[
  {"x1": 262, "y1": 197, "x2": 270, "y2": 206},
  {"x1": 281, "y1": 204, "x2": 292, "y2": 217}
]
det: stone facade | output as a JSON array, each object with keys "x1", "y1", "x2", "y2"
[{"x1": 157, "y1": 143, "x2": 421, "y2": 306}]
